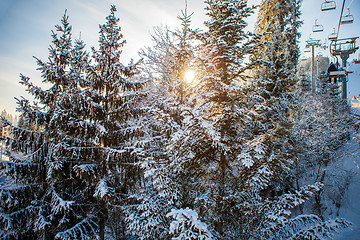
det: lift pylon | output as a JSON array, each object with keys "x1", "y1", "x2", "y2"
[
  {"x1": 305, "y1": 38, "x2": 323, "y2": 92},
  {"x1": 329, "y1": 37, "x2": 359, "y2": 99}
]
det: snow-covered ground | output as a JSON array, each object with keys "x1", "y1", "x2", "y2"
[
  {"x1": 351, "y1": 100, "x2": 360, "y2": 116},
  {"x1": 0, "y1": 142, "x2": 11, "y2": 187},
  {"x1": 334, "y1": 131, "x2": 360, "y2": 239},
  {"x1": 0, "y1": 142, "x2": 9, "y2": 161},
  {"x1": 335, "y1": 102, "x2": 360, "y2": 239},
  {"x1": 352, "y1": 101, "x2": 360, "y2": 109}
]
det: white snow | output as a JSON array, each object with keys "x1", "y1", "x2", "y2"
[
  {"x1": 1, "y1": 155, "x2": 9, "y2": 161},
  {"x1": 93, "y1": 178, "x2": 112, "y2": 199},
  {"x1": 167, "y1": 208, "x2": 214, "y2": 240},
  {"x1": 239, "y1": 151, "x2": 254, "y2": 168},
  {"x1": 333, "y1": 132, "x2": 360, "y2": 239}
]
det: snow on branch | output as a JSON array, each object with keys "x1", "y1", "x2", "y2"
[
  {"x1": 275, "y1": 183, "x2": 323, "y2": 212},
  {"x1": 237, "y1": 135, "x2": 268, "y2": 169},
  {"x1": 55, "y1": 215, "x2": 98, "y2": 240},
  {"x1": 260, "y1": 214, "x2": 321, "y2": 239},
  {"x1": 19, "y1": 73, "x2": 52, "y2": 105},
  {"x1": 15, "y1": 97, "x2": 49, "y2": 126},
  {"x1": 0, "y1": 161, "x2": 42, "y2": 182},
  {"x1": 93, "y1": 178, "x2": 113, "y2": 200},
  {"x1": 290, "y1": 218, "x2": 351, "y2": 240},
  {"x1": 51, "y1": 189, "x2": 75, "y2": 215},
  {"x1": 5, "y1": 205, "x2": 40, "y2": 233},
  {"x1": 167, "y1": 208, "x2": 214, "y2": 240},
  {"x1": 73, "y1": 164, "x2": 99, "y2": 179},
  {"x1": 0, "y1": 184, "x2": 40, "y2": 210},
  {"x1": 261, "y1": 214, "x2": 350, "y2": 240}
]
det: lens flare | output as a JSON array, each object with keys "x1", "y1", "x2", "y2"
[{"x1": 184, "y1": 70, "x2": 195, "y2": 83}]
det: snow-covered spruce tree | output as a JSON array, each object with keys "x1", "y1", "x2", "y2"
[
  {"x1": 252, "y1": 0, "x2": 301, "y2": 83},
  {"x1": 84, "y1": 5, "x2": 146, "y2": 239},
  {"x1": 295, "y1": 71, "x2": 311, "y2": 95},
  {"x1": 317, "y1": 72, "x2": 340, "y2": 97},
  {"x1": 245, "y1": 0, "x2": 350, "y2": 238},
  {"x1": 249, "y1": 0, "x2": 302, "y2": 200},
  {"x1": 0, "y1": 7, "x2": 145, "y2": 240},
  {"x1": 124, "y1": 6, "x2": 201, "y2": 239},
  {"x1": 0, "y1": 12, "x2": 96, "y2": 239},
  {"x1": 144, "y1": 0, "x2": 260, "y2": 238}
]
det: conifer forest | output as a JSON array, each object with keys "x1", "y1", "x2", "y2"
[{"x1": 1, "y1": 0, "x2": 360, "y2": 239}]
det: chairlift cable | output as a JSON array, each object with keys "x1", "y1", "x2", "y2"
[
  {"x1": 336, "y1": 0, "x2": 346, "y2": 39},
  {"x1": 346, "y1": 0, "x2": 354, "y2": 9}
]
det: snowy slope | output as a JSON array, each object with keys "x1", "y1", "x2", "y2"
[
  {"x1": 334, "y1": 131, "x2": 360, "y2": 239},
  {"x1": 348, "y1": 63, "x2": 360, "y2": 100},
  {"x1": 351, "y1": 100, "x2": 360, "y2": 116}
]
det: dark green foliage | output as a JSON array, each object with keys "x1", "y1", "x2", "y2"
[{"x1": 0, "y1": 6, "x2": 145, "y2": 240}]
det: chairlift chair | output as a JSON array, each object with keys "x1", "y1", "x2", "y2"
[
  {"x1": 341, "y1": 8, "x2": 354, "y2": 24},
  {"x1": 328, "y1": 28, "x2": 337, "y2": 41},
  {"x1": 354, "y1": 54, "x2": 360, "y2": 64},
  {"x1": 321, "y1": 0, "x2": 336, "y2": 11},
  {"x1": 304, "y1": 48, "x2": 311, "y2": 53},
  {"x1": 312, "y1": 19, "x2": 324, "y2": 33}
]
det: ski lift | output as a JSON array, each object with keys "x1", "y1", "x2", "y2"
[
  {"x1": 341, "y1": 8, "x2": 354, "y2": 24},
  {"x1": 321, "y1": 0, "x2": 336, "y2": 11},
  {"x1": 304, "y1": 48, "x2": 311, "y2": 53},
  {"x1": 354, "y1": 54, "x2": 360, "y2": 64},
  {"x1": 312, "y1": 19, "x2": 324, "y2": 33},
  {"x1": 328, "y1": 28, "x2": 337, "y2": 41}
]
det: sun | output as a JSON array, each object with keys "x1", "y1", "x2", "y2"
[{"x1": 184, "y1": 70, "x2": 196, "y2": 83}]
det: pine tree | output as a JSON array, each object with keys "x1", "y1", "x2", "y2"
[
  {"x1": 182, "y1": 1, "x2": 256, "y2": 237},
  {"x1": 0, "y1": 11, "x2": 94, "y2": 239},
  {"x1": 248, "y1": 0, "x2": 303, "y2": 199},
  {"x1": 0, "y1": 6, "x2": 146, "y2": 239},
  {"x1": 246, "y1": 0, "x2": 350, "y2": 238},
  {"x1": 124, "y1": 5, "x2": 200, "y2": 239},
  {"x1": 143, "y1": 0, "x2": 259, "y2": 238},
  {"x1": 296, "y1": 72, "x2": 311, "y2": 95},
  {"x1": 253, "y1": 0, "x2": 301, "y2": 89},
  {"x1": 86, "y1": 5, "x2": 147, "y2": 239}
]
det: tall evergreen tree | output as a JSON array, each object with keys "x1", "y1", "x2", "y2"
[
  {"x1": 0, "y1": 12, "x2": 94, "y2": 239},
  {"x1": 124, "y1": 5, "x2": 200, "y2": 239},
  {"x1": 182, "y1": 0, "x2": 256, "y2": 237},
  {"x1": 137, "y1": 0, "x2": 259, "y2": 238},
  {"x1": 246, "y1": 0, "x2": 350, "y2": 238},
  {"x1": 139, "y1": 0, "x2": 349, "y2": 238},
  {"x1": 0, "y1": 6, "x2": 145, "y2": 239},
  {"x1": 248, "y1": 0, "x2": 303, "y2": 200},
  {"x1": 86, "y1": 5, "x2": 146, "y2": 239},
  {"x1": 253, "y1": 0, "x2": 301, "y2": 90}
]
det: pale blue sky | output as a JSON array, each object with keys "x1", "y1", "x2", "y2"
[{"x1": 0, "y1": 0, "x2": 359, "y2": 115}]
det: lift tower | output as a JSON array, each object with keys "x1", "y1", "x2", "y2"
[
  {"x1": 329, "y1": 37, "x2": 358, "y2": 99},
  {"x1": 305, "y1": 38, "x2": 323, "y2": 92}
]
